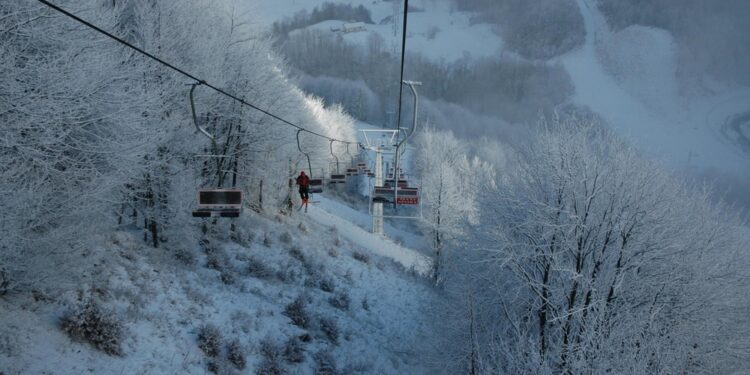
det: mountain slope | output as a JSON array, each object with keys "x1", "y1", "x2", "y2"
[
  {"x1": 562, "y1": 0, "x2": 750, "y2": 174},
  {"x1": 0, "y1": 201, "x2": 435, "y2": 374}
]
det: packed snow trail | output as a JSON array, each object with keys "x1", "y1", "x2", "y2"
[
  {"x1": 306, "y1": 196, "x2": 432, "y2": 276},
  {"x1": 563, "y1": 0, "x2": 750, "y2": 174}
]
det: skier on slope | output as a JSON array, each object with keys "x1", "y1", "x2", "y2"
[{"x1": 295, "y1": 171, "x2": 310, "y2": 204}]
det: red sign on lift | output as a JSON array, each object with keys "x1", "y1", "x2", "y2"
[{"x1": 396, "y1": 197, "x2": 419, "y2": 205}]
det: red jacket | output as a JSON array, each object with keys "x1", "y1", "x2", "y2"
[{"x1": 296, "y1": 174, "x2": 309, "y2": 187}]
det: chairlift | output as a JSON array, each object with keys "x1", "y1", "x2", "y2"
[
  {"x1": 187, "y1": 82, "x2": 243, "y2": 219},
  {"x1": 309, "y1": 178, "x2": 324, "y2": 193},
  {"x1": 192, "y1": 189, "x2": 243, "y2": 217},
  {"x1": 330, "y1": 174, "x2": 347, "y2": 184},
  {"x1": 371, "y1": 186, "x2": 419, "y2": 205},
  {"x1": 384, "y1": 179, "x2": 409, "y2": 189},
  {"x1": 296, "y1": 129, "x2": 324, "y2": 195},
  {"x1": 346, "y1": 167, "x2": 359, "y2": 176},
  {"x1": 328, "y1": 140, "x2": 344, "y2": 183}
]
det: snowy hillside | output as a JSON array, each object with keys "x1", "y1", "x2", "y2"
[
  {"x1": 561, "y1": 0, "x2": 750, "y2": 174},
  {"x1": 252, "y1": 0, "x2": 750, "y2": 187},
  {"x1": 1, "y1": 202, "x2": 434, "y2": 374},
  {"x1": 251, "y1": 0, "x2": 504, "y2": 63}
]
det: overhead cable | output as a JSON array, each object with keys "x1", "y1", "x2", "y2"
[{"x1": 34, "y1": 0, "x2": 360, "y2": 145}]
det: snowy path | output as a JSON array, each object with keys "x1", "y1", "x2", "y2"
[{"x1": 306, "y1": 197, "x2": 432, "y2": 276}]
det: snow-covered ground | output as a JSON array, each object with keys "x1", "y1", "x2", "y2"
[{"x1": 0, "y1": 203, "x2": 434, "y2": 374}]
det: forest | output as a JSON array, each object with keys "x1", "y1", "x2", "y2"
[{"x1": 1, "y1": 0, "x2": 749, "y2": 374}]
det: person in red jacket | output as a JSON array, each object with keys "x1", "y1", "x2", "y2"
[{"x1": 295, "y1": 171, "x2": 310, "y2": 203}]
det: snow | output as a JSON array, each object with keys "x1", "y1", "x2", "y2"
[
  {"x1": 0, "y1": 200, "x2": 435, "y2": 374},
  {"x1": 310, "y1": 195, "x2": 431, "y2": 275},
  {"x1": 561, "y1": 0, "x2": 750, "y2": 174},
  {"x1": 255, "y1": 0, "x2": 504, "y2": 64}
]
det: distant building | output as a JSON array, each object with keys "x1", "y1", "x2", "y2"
[{"x1": 342, "y1": 22, "x2": 366, "y2": 33}]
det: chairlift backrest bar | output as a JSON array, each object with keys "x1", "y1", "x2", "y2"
[{"x1": 198, "y1": 189, "x2": 243, "y2": 207}]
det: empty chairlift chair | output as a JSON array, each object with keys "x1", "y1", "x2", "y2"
[
  {"x1": 309, "y1": 178, "x2": 324, "y2": 193},
  {"x1": 192, "y1": 188, "x2": 243, "y2": 218},
  {"x1": 329, "y1": 173, "x2": 346, "y2": 184},
  {"x1": 395, "y1": 187, "x2": 419, "y2": 205},
  {"x1": 372, "y1": 185, "x2": 396, "y2": 203},
  {"x1": 371, "y1": 185, "x2": 420, "y2": 205}
]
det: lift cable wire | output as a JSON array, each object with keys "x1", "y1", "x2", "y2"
[
  {"x1": 34, "y1": 0, "x2": 360, "y2": 146},
  {"x1": 394, "y1": 0, "x2": 409, "y2": 132}
]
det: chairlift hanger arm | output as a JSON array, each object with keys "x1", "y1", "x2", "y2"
[
  {"x1": 296, "y1": 129, "x2": 313, "y2": 178},
  {"x1": 189, "y1": 81, "x2": 215, "y2": 143},
  {"x1": 34, "y1": 0, "x2": 363, "y2": 147}
]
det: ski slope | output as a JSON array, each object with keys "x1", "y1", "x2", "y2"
[
  {"x1": 310, "y1": 195, "x2": 430, "y2": 274},
  {"x1": 562, "y1": 0, "x2": 750, "y2": 174}
]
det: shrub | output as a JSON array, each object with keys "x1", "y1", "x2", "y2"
[
  {"x1": 258, "y1": 338, "x2": 283, "y2": 375},
  {"x1": 276, "y1": 263, "x2": 300, "y2": 284},
  {"x1": 172, "y1": 248, "x2": 196, "y2": 266},
  {"x1": 220, "y1": 272, "x2": 235, "y2": 285},
  {"x1": 283, "y1": 296, "x2": 310, "y2": 329},
  {"x1": 361, "y1": 297, "x2": 370, "y2": 311},
  {"x1": 328, "y1": 292, "x2": 350, "y2": 311},
  {"x1": 279, "y1": 231, "x2": 292, "y2": 244},
  {"x1": 247, "y1": 256, "x2": 274, "y2": 280},
  {"x1": 319, "y1": 276, "x2": 336, "y2": 293},
  {"x1": 314, "y1": 350, "x2": 339, "y2": 375},
  {"x1": 351, "y1": 251, "x2": 370, "y2": 264},
  {"x1": 206, "y1": 252, "x2": 223, "y2": 271},
  {"x1": 288, "y1": 246, "x2": 306, "y2": 263},
  {"x1": 328, "y1": 248, "x2": 339, "y2": 258},
  {"x1": 206, "y1": 360, "x2": 220, "y2": 374},
  {"x1": 284, "y1": 336, "x2": 305, "y2": 363},
  {"x1": 197, "y1": 324, "x2": 222, "y2": 357},
  {"x1": 318, "y1": 317, "x2": 339, "y2": 345},
  {"x1": 60, "y1": 300, "x2": 124, "y2": 356},
  {"x1": 226, "y1": 339, "x2": 246, "y2": 370}
]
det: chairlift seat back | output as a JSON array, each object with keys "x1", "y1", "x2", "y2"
[
  {"x1": 395, "y1": 187, "x2": 419, "y2": 205},
  {"x1": 309, "y1": 179, "x2": 324, "y2": 193},
  {"x1": 330, "y1": 174, "x2": 346, "y2": 184},
  {"x1": 372, "y1": 186, "x2": 395, "y2": 203},
  {"x1": 192, "y1": 188, "x2": 243, "y2": 218},
  {"x1": 197, "y1": 189, "x2": 243, "y2": 207}
]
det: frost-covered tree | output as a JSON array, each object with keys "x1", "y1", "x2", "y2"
[
  {"x1": 432, "y1": 115, "x2": 750, "y2": 374},
  {"x1": 0, "y1": 0, "x2": 355, "y2": 294},
  {"x1": 413, "y1": 128, "x2": 493, "y2": 283}
]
